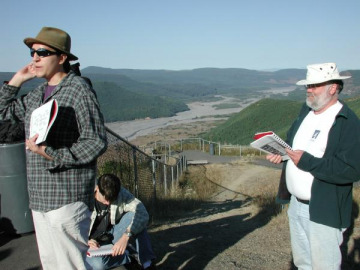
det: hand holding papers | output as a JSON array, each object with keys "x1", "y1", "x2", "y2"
[
  {"x1": 250, "y1": 131, "x2": 292, "y2": 161},
  {"x1": 29, "y1": 99, "x2": 58, "y2": 144}
]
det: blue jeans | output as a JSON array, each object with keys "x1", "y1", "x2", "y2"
[
  {"x1": 288, "y1": 195, "x2": 344, "y2": 270},
  {"x1": 86, "y1": 212, "x2": 155, "y2": 270}
]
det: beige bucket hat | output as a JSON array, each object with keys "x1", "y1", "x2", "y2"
[
  {"x1": 23, "y1": 27, "x2": 78, "y2": 61},
  {"x1": 296, "y1": 62, "x2": 351, "y2": 85}
]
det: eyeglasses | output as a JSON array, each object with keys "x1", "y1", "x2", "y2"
[
  {"x1": 30, "y1": 48, "x2": 60, "y2": 58},
  {"x1": 305, "y1": 82, "x2": 328, "y2": 89}
]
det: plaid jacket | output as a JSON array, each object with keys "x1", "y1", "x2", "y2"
[{"x1": 0, "y1": 71, "x2": 108, "y2": 212}]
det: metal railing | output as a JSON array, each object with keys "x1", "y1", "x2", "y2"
[
  {"x1": 97, "y1": 127, "x2": 187, "y2": 216},
  {"x1": 143, "y1": 137, "x2": 260, "y2": 157}
]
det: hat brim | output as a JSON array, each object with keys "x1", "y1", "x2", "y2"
[
  {"x1": 296, "y1": 76, "x2": 351, "y2": 85},
  {"x1": 24, "y1": 37, "x2": 78, "y2": 61}
]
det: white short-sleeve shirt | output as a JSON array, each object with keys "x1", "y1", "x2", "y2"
[{"x1": 286, "y1": 101, "x2": 343, "y2": 200}]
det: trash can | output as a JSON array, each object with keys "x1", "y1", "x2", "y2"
[
  {"x1": 0, "y1": 141, "x2": 34, "y2": 234},
  {"x1": 209, "y1": 143, "x2": 215, "y2": 155}
]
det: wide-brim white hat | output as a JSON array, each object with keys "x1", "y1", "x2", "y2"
[{"x1": 296, "y1": 62, "x2": 351, "y2": 85}]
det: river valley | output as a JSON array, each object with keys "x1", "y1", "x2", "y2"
[{"x1": 105, "y1": 86, "x2": 296, "y2": 143}]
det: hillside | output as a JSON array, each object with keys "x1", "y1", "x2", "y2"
[
  {"x1": 93, "y1": 81, "x2": 188, "y2": 122},
  {"x1": 204, "y1": 99, "x2": 303, "y2": 144},
  {"x1": 82, "y1": 69, "x2": 218, "y2": 101},
  {"x1": 205, "y1": 96, "x2": 360, "y2": 145}
]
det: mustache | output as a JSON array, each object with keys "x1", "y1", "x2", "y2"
[{"x1": 307, "y1": 93, "x2": 315, "y2": 98}]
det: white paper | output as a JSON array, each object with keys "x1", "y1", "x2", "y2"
[
  {"x1": 87, "y1": 244, "x2": 114, "y2": 257},
  {"x1": 29, "y1": 99, "x2": 58, "y2": 144},
  {"x1": 250, "y1": 132, "x2": 292, "y2": 161}
]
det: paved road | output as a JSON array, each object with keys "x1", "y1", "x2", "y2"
[{"x1": 0, "y1": 150, "x2": 280, "y2": 270}]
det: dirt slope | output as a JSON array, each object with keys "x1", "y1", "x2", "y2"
[
  {"x1": 148, "y1": 160, "x2": 360, "y2": 270},
  {"x1": 149, "y1": 161, "x2": 294, "y2": 270}
]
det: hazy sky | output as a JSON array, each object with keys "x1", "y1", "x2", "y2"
[{"x1": 1, "y1": 0, "x2": 359, "y2": 72}]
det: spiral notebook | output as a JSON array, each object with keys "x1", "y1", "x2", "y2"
[
  {"x1": 250, "y1": 131, "x2": 292, "y2": 161},
  {"x1": 87, "y1": 244, "x2": 113, "y2": 257}
]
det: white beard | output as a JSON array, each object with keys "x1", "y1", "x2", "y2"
[{"x1": 306, "y1": 86, "x2": 333, "y2": 111}]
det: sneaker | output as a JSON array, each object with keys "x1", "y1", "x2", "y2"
[
  {"x1": 124, "y1": 257, "x2": 142, "y2": 270},
  {"x1": 144, "y1": 262, "x2": 157, "y2": 270}
]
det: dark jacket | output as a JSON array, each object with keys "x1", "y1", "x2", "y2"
[{"x1": 277, "y1": 101, "x2": 360, "y2": 229}]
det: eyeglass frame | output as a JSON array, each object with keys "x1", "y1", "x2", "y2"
[
  {"x1": 30, "y1": 48, "x2": 61, "y2": 58},
  {"x1": 305, "y1": 82, "x2": 331, "y2": 89}
]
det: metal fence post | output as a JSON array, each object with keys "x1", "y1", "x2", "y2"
[
  {"x1": 152, "y1": 159, "x2": 157, "y2": 198},
  {"x1": 177, "y1": 163, "x2": 179, "y2": 182},
  {"x1": 183, "y1": 155, "x2": 187, "y2": 172},
  {"x1": 171, "y1": 167, "x2": 174, "y2": 191},
  {"x1": 163, "y1": 164, "x2": 167, "y2": 196},
  {"x1": 132, "y1": 146, "x2": 139, "y2": 198},
  {"x1": 179, "y1": 156, "x2": 183, "y2": 176}
]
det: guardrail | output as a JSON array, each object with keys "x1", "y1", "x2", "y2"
[{"x1": 97, "y1": 127, "x2": 187, "y2": 216}]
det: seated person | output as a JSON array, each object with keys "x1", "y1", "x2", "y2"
[{"x1": 86, "y1": 173, "x2": 156, "y2": 270}]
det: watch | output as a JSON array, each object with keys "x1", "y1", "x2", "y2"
[{"x1": 125, "y1": 230, "x2": 132, "y2": 237}]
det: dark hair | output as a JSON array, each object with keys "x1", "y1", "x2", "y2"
[
  {"x1": 97, "y1": 174, "x2": 121, "y2": 203},
  {"x1": 69, "y1": 62, "x2": 81, "y2": 75},
  {"x1": 63, "y1": 59, "x2": 70, "y2": 73},
  {"x1": 51, "y1": 48, "x2": 72, "y2": 73},
  {"x1": 67, "y1": 62, "x2": 93, "y2": 87}
]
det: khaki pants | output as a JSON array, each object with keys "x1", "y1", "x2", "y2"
[{"x1": 32, "y1": 202, "x2": 92, "y2": 270}]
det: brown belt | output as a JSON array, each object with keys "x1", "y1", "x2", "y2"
[{"x1": 296, "y1": 197, "x2": 310, "y2": 205}]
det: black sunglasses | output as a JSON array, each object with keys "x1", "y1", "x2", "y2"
[{"x1": 30, "y1": 48, "x2": 60, "y2": 58}]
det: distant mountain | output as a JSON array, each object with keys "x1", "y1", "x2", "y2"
[
  {"x1": 83, "y1": 66, "x2": 304, "y2": 89},
  {"x1": 82, "y1": 66, "x2": 360, "y2": 98},
  {"x1": 93, "y1": 81, "x2": 188, "y2": 122},
  {"x1": 0, "y1": 72, "x2": 189, "y2": 122},
  {"x1": 2, "y1": 67, "x2": 360, "y2": 123},
  {"x1": 82, "y1": 69, "x2": 217, "y2": 100}
]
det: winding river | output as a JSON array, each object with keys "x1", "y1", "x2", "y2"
[{"x1": 106, "y1": 87, "x2": 296, "y2": 141}]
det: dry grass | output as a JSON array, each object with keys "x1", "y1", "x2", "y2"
[{"x1": 153, "y1": 166, "x2": 219, "y2": 220}]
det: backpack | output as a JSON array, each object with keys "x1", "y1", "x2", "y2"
[{"x1": 0, "y1": 120, "x2": 25, "y2": 143}]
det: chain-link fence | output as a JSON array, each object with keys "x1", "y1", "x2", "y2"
[
  {"x1": 146, "y1": 138, "x2": 260, "y2": 157},
  {"x1": 97, "y1": 128, "x2": 187, "y2": 217}
]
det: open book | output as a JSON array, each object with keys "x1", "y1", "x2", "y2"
[
  {"x1": 29, "y1": 99, "x2": 58, "y2": 144},
  {"x1": 250, "y1": 131, "x2": 292, "y2": 161},
  {"x1": 87, "y1": 244, "x2": 113, "y2": 257}
]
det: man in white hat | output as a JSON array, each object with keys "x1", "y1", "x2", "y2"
[
  {"x1": 266, "y1": 63, "x2": 360, "y2": 269},
  {"x1": 0, "y1": 27, "x2": 108, "y2": 269}
]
